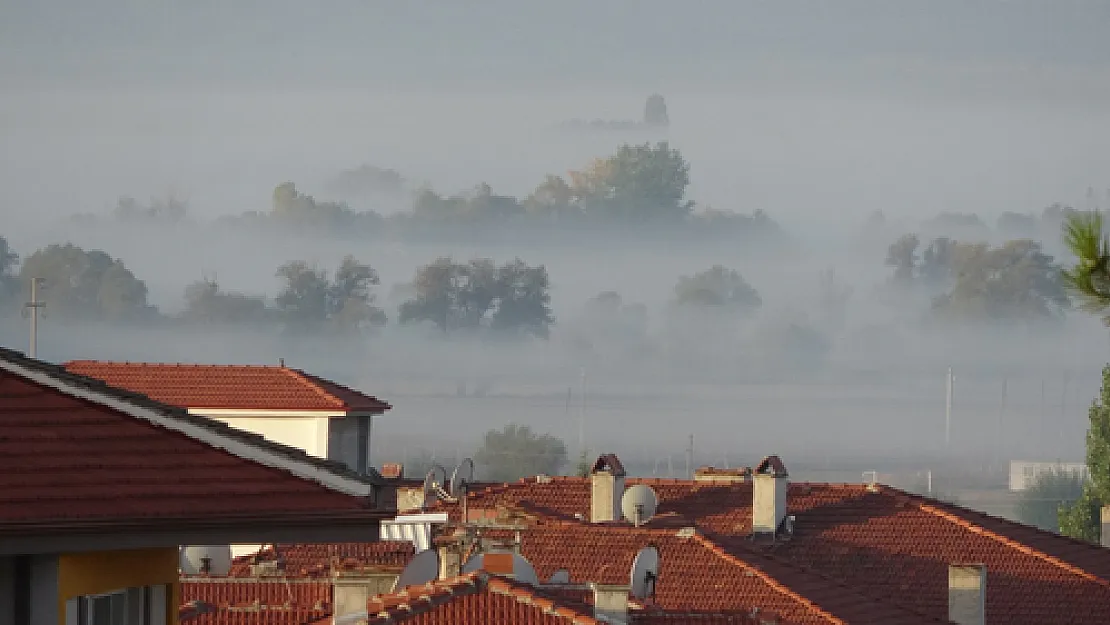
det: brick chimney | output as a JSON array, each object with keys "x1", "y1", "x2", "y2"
[
  {"x1": 948, "y1": 564, "x2": 986, "y2": 625},
  {"x1": 591, "y1": 583, "x2": 629, "y2": 624},
  {"x1": 752, "y1": 456, "x2": 789, "y2": 535},
  {"x1": 590, "y1": 454, "x2": 627, "y2": 523},
  {"x1": 1101, "y1": 506, "x2": 1110, "y2": 548}
]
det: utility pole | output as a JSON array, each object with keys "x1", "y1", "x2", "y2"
[
  {"x1": 685, "y1": 434, "x2": 694, "y2": 479},
  {"x1": 23, "y1": 278, "x2": 45, "y2": 359},
  {"x1": 579, "y1": 368, "x2": 587, "y2": 461},
  {"x1": 945, "y1": 367, "x2": 953, "y2": 449},
  {"x1": 996, "y1": 378, "x2": 1007, "y2": 470}
]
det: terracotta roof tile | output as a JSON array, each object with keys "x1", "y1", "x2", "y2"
[
  {"x1": 437, "y1": 475, "x2": 1110, "y2": 624},
  {"x1": 181, "y1": 578, "x2": 332, "y2": 611},
  {"x1": 0, "y1": 348, "x2": 384, "y2": 529},
  {"x1": 364, "y1": 572, "x2": 602, "y2": 625},
  {"x1": 229, "y1": 542, "x2": 416, "y2": 577},
  {"x1": 63, "y1": 360, "x2": 390, "y2": 412}
]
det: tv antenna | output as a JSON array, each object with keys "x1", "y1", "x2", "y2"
[
  {"x1": 450, "y1": 457, "x2": 475, "y2": 523},
  {"x1": 629, "y1": 546, "x2": 660, "y2": 600},
  {"x1": 22, "y1": 277, "x2": 46, "y2": 359},
  {"x1": 621, "y1": 484, "x2": 658, "y2": 527},
  {"x1": 548, "y1": 569, "x2": 570, "y2": 584},
  {"x1": 391, "y1": 548, "x2": 440, "y2": 592},
  {"x1": 422, "y1": 464, "x2": 449, "y2": 511}
]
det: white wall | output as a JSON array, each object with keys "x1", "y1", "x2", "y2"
[{"x1": 205, "y1": 416, "x2": 330, "y2": 459}]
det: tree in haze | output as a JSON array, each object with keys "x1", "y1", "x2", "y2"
[
  {"x1": 399, "y1": 257, "x2": 552, "y2": 338},
  {"x1": 885, "y1": 234, "x2": 920, "y2": 286},
  {"x1": 523, "y1": 175, "x2": 580, "y2": 221},
  {"x1": 181, "y1": 278, "x2": 273, "y2": 325},
  {"x1": 271, "y1": 181, "x2": 363, "y2": 232},
  {"x1": 673, "y1": 265, "x2": 762, "y2": 314},
  {"x1": 19, "y1": 244, "x2": 156, "y2": 322},
  {"x1": 567, "y1": 142, "x2": 693, "y2": 223},
  {"x1": 113, "y1": 193, "x2": 188, "y2": 223},
  {"x1": 0, "y1": 236, "x2": 19, "y2": 310},
  {"x1": 275, "y1": 256, "x2": 386, "y2": 334},
  {"x1": 474, "y1": 424, "x2": 567, "y2": 482},
  {"x1": 1016, "y1": 468, "x2": 1087, "y2": 533},
  {"x1": 931, "y1": 239, "x2": 1068, "y2": 323},
  {"x1": 1059, "y1": 365, "x2": 1110, "y2": 542}
]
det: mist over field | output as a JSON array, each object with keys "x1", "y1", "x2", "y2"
[{"x1": 3, "y1": 0, "x2": 1110, "y2": 484}]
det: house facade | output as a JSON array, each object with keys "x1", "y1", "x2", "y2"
[{"x1": 0, "y1": 348, "x2": 394, "y2": 625}]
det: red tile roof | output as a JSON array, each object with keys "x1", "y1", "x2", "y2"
[
  {"x1": 434, "y1": 473, "x2": 1110, "y2": 624},
  {"x1": 365, "y1": 572, "x2": 605, "y2": 625},
  {"x1": 180, "y1": 578, "x2": 332, "y2": 625},
  {"x1": 455, "y1": 522, "x2": 942, "y2": 624},
  {"x1": 63, "y1": 360, "x2": 390, "y2": 412},
  {"x1": 229, "y1": 542, "x2": 416, "y2": 577},
  {"x1": 0, "y1": 349, "x2": 386, "y2": 532}
]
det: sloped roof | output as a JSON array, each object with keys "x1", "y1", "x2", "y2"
[
  {"x1": 180, "y1": 578, "x2": 332, "y2": 625},
  {"x1": 457, "y1": 522, "x2": 943, "y2": 624},
  {"x1": 366, "y1": 572, "x2": 603, "y2": 625},
  {"x1": 64, "y1": 360, "x2": 391, "y2": 412},
  {"x1": 229, "y1": 542, "x2": 416, "y2": 577},
  {"x1": 0, "y1": 348, "x2": 387, "y2": 533},
  {"x1": 433, "y1": 475, "x2": 1110, "y2": 624}
]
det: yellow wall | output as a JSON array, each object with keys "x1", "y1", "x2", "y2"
[
  {"x1": 208, "y1": 416, "x2": 329, "y2": 458},
  {"x1": 57, "y1": 547, "x2": 179, "y2": 625}
]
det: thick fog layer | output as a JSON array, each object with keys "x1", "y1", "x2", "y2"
[{"x1": 3, "y1": 1, "x2": 1110, "y2": 481}]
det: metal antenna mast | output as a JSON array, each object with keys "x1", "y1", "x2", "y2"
[
  {"x1": 944, "y1": 367, "x2": 954, "y2": 449},
  {"x1": 23, "y1": 278, "x2": 45, "y2": 359}
]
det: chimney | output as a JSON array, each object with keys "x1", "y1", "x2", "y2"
[
  {"x1": 752, "y1": 455, "x2": 789, "y2": 535},
  {"x1": 333, "y1": 572, "x2": 400, "y2": 616},
  {"x1": 591, "y1": 583, "x2": 629, "y2": 624},
  {"x1": 1101, "y1": 506, "x2": 1110, "y2": 547},
  {"x1": 590, "y1": 454, "x2": 627, "y2": 523},
  {"x1": 948, "y1": 564, "x2": 986, "y2": 625},
  {"x1": 435, "y1": 531, "x2": 464, "y2": 580}
]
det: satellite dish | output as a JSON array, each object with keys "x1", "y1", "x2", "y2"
[
  {"x1": 548, "y1": 569, "x2": 570, "y2": 584},
  {"x1": 392, "y1": 548, "x2": 440, "y2": 592},
  {"x1": 180, "y1": 545, "x2": 233, "y2": 576},
  {"x1": 460, "y1": 551, "x2": 540, "y2": 586},
  {"x1": 422, "y1": 464, "x2": 448, "y2": 509},
  {"x1": 629, "y1": 546, "x2": 660, "y2": 600},
  {"x1": 621, "y1": 484, "x2": 659, "y2": 527},
  {"x1": 450, "y1": 458, "x2": 475, "y2": 496}
]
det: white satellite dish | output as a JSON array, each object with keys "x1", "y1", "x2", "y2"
[
  {"x1": 422, "y1": 464, "x2": 448, "y2": 509},
  {"x1": 621, "y1": 484, "x2": 659, "y2": 527},
  {"x1": 548, "y1": 569, "x2": 570, "y2": 584},
  {"x1": 180, "y1": 545, "x2": 233, "y2": 576},
  {"x1": 450, "y1": 458, "x2": 475, "y2": 496},
  {"x1": 460, "y1": 551, "x2": 540, "y2": 586},
  {"x1": 629, "y1": 546, "x2": 660, "y2": 600},
  {"x1": 392, "y1": 548, "x2": 440, "y2": 592}
]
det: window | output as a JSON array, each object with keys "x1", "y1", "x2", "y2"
[{"x1": 83, "y1": 592, "x2": 127, "y2": 625}]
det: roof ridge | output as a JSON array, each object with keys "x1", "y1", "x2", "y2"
[
  {"x1": 688, "y1": 532, "x2": 845, "y2": 625},
  {"x1": 904, "y1": 490, "x2": 1110, "y2": 587},
  {"x1": 280, "y1": 368, "x2": 347, "y2": 409}
]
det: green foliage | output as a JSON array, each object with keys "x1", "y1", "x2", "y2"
[
  {"x1": 181, "y1": 278, "x2": 273, "y2": 325},
  {"x1": 1061, "y1": 210, "x2": 1110, "y2": 325},
  {"x1": 271, "y1": 182, "x2": 370, "y2": 233},
  {"x1": 19, "y1": 244, "x2": 156, "y2": 322},
  {"x1": 1058, "y1": 364, "x2": 1110, "y2": 542},
  {"x1": 931, "y1": 239, "x2": 1068, "y2": 323},
  {"x1": 673, "y1": 265, "x2": 762, "y2": 313},
  {"x1": 274, "y1": 256, "x2": 386, "y2": 334},
  {"x1": 0, "y1": 236, "x2": 19, "y2": 309},
  {"x1": 474, "y1": 424, "x2": 568, "y2": 482},
  {"x1": 570, "y1": 142, "x2": 692, "y2": 222},
  {"x1": 1016, "y1": 468, "x2": 1086, "y2": 533},
  {"x1": 885, "y1": 234, "x2": 919, "y2": 286},
  {"x1": 399, "y1": 257, "x2": 553, "y2": 338}
]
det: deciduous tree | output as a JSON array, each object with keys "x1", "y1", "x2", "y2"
[
  {"x1": 1059, "y1": 365, "x2": 1110, "y2": 542},
  {"x1": 673, "y1": 265, "x2": 761, "y2": 313},
  {"x1": 474, "y1": 424, "x2": 567, "y2": 482},
  {"x1": 19, "y1": 244, "x2": 156, "y2": 322}
]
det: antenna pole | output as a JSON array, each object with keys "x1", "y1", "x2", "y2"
[
  {"x1": 579, "y1": 368, "x2": 587, "y2": 459},
  {"x1": 944, "y1": 367, "x2": 953, "y2": 449},
  {"x1": 686, "y1": 434, "x2": 694, "y2": 479},
  {"x1": 24, "y1": 278, "x2": 45, "y2": 359}
]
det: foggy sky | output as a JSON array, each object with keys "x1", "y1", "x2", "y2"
[{"x1": 2, "y1": 1, "x2": 1109, "y2": 469}]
